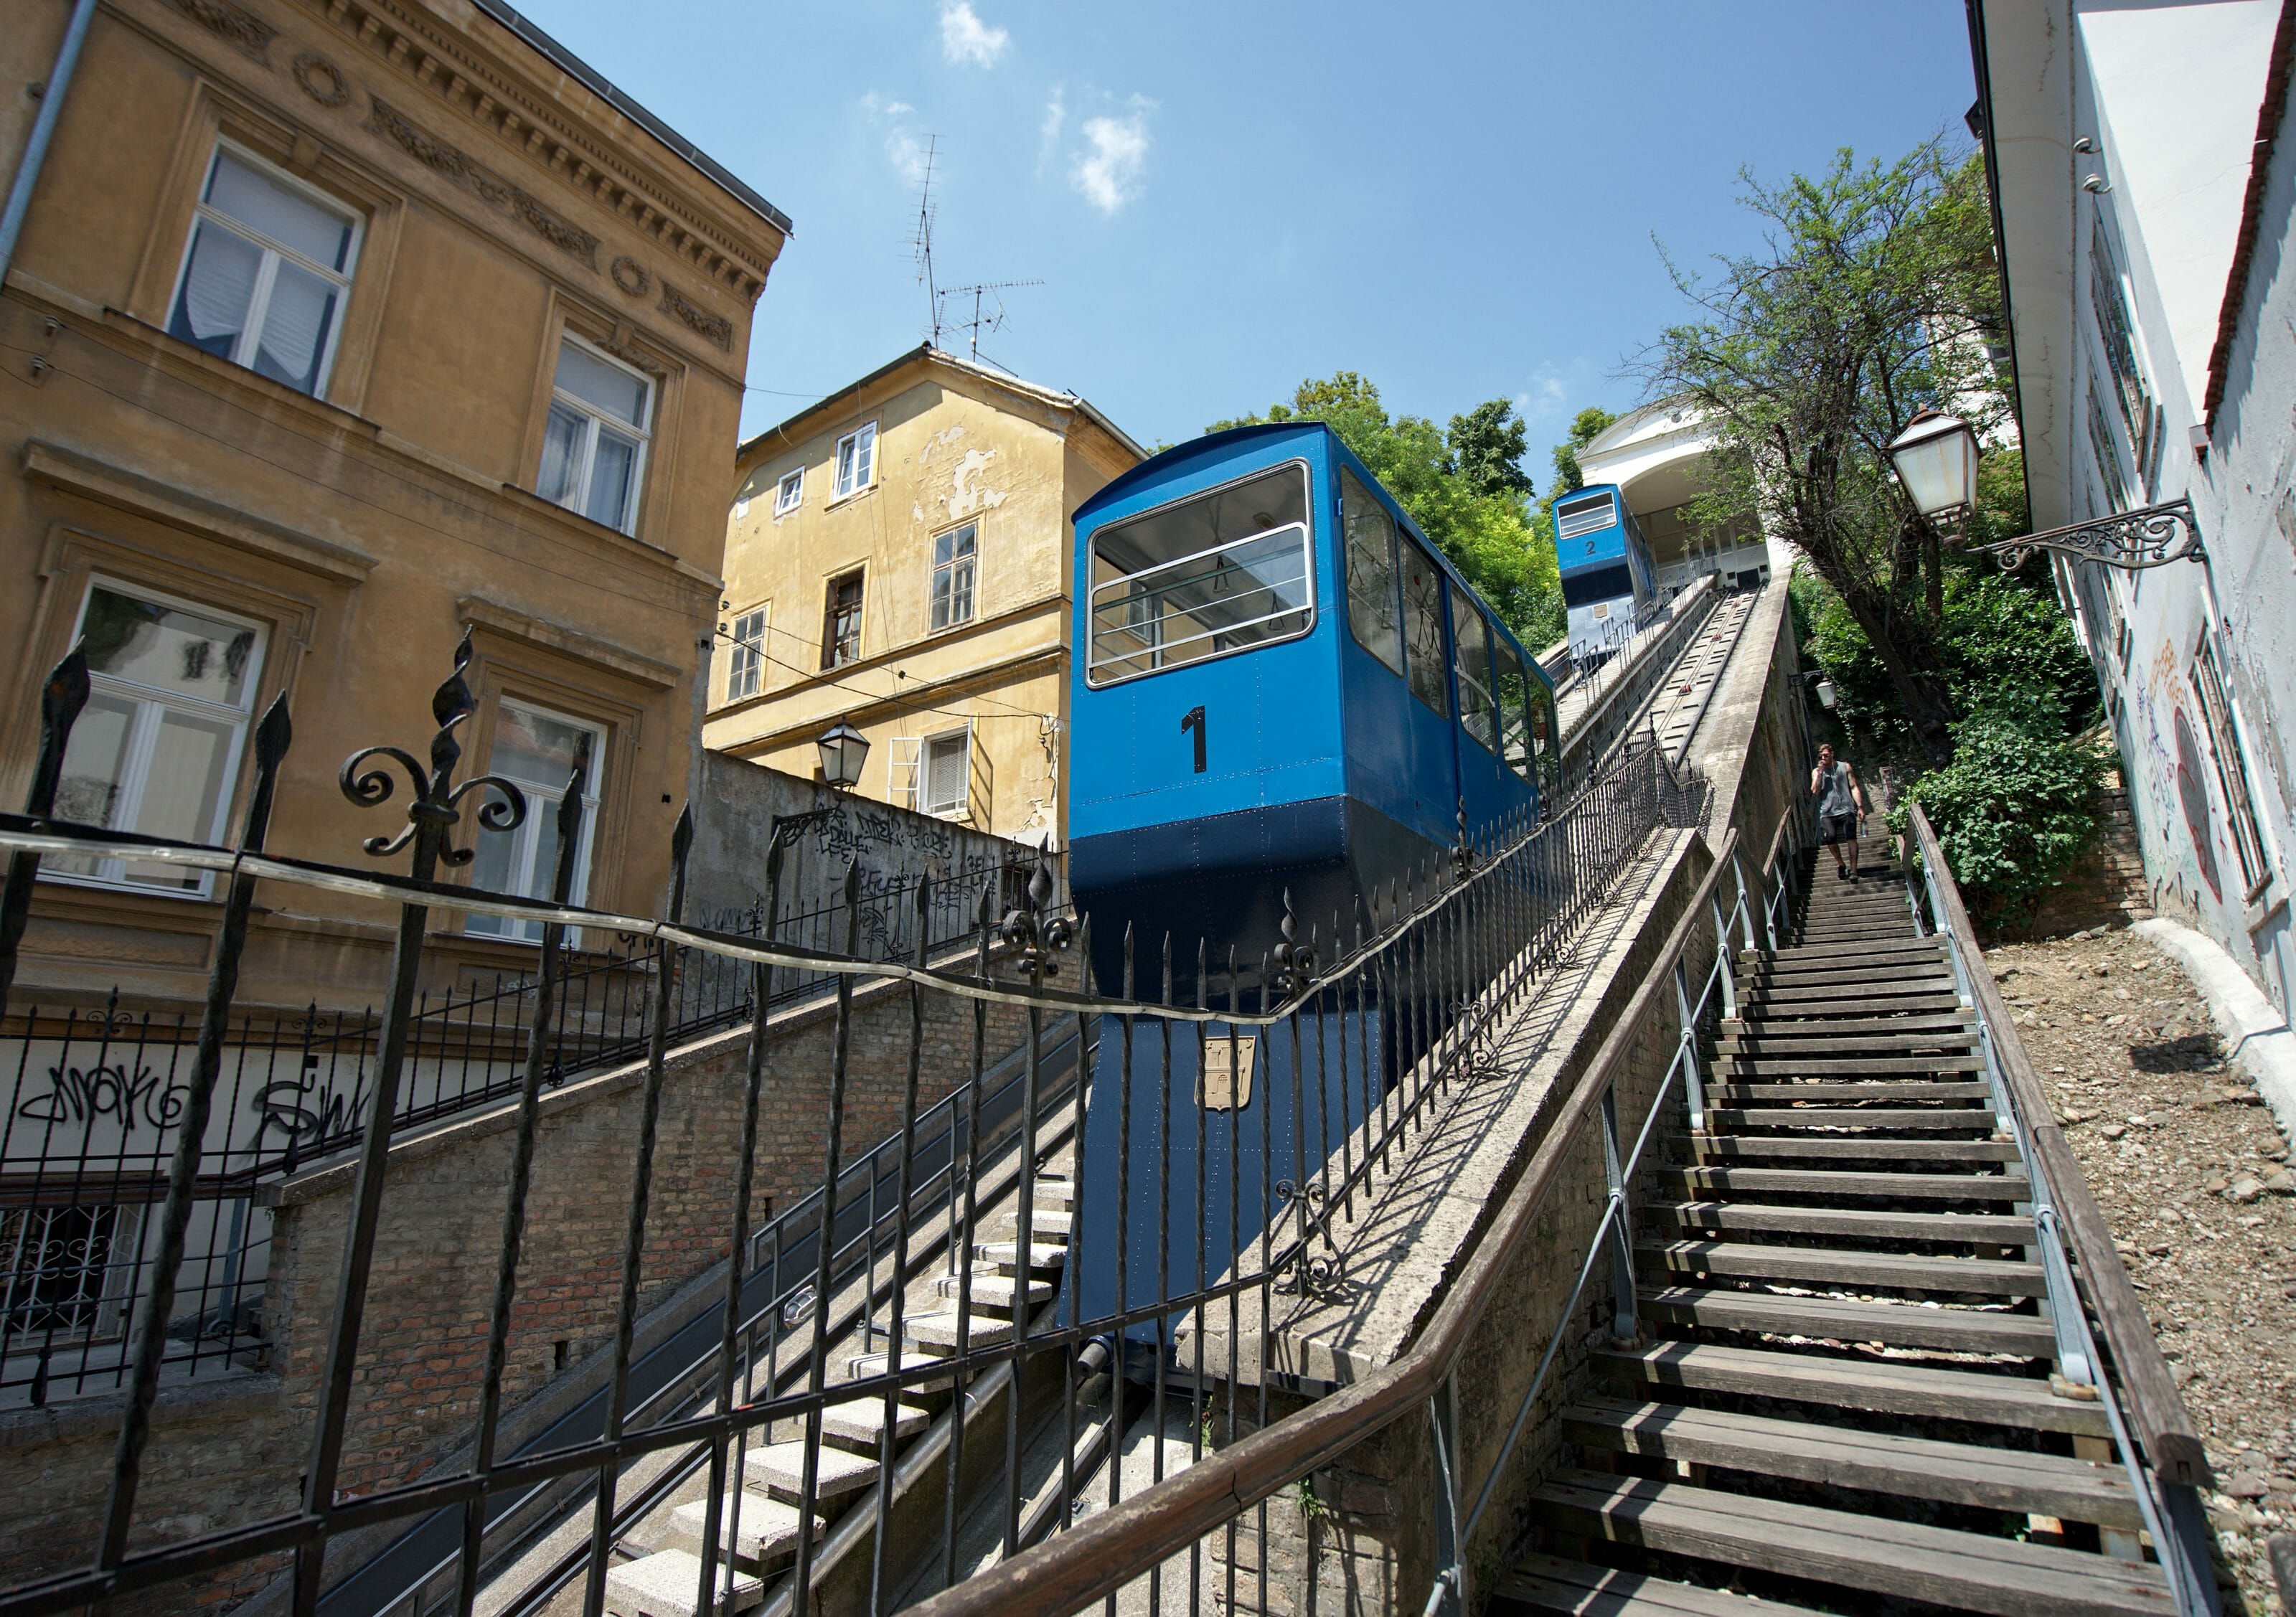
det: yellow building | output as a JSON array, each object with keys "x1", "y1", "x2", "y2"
[
  {"x1": 707, "y1": 346, "x2": 1142, "y2": 848},
  {"x1": 0, "y1": 0, "x2": 786, "y2": 1013}
]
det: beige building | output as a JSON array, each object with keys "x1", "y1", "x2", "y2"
[
  {"x1": 0, "y1": 0, "x2": 786, "y2": 1013},
  {"x1": 707, "y1": 346, "x2": 1142, "y2": 848}
]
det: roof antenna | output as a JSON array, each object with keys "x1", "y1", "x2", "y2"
[
  {"x1": 940, "y1": 278, "x2": 1045, "y2": 369},
  {"x1": 910, "y1": 136, "x2": 942, "y2": 345}
]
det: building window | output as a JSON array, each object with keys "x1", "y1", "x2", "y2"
[
  {"x1": 931, "y1": 523, "x2": 979, "y2": 631},
  {"x1": 467, "y1": 700, "x2": 602, "y2": 942},
  {"x1": 822, "y1": 570, "x2": 865, "y2": 669},
  {"x1": 922, "y1": 727, "x2": 971, "y2": 817},
  {"x1": 2190, "y1": 641, "x2": 2272, "y2": 899},
  {"x1": 776, "y1": 468, "x2": 804, "y2": 514},
  {"x1": 833, "y1": 423, "x2": 877, "y2": 499},
  {"x1": 48, "y1": 581, "x2": 267, "y2": 898},
  {"x1": 726, "y1": 607, "x2": 766, "y2": 700},
  {"x1": 1, "y1": 1204, "x2": 140, "y2": 1342},
  {"x1": 168, "y1": 146, "x2": 359, "y2": 398},
  {"x1": 2090, "y1": 221, "x2": 2155, "y2": 481},
  {"x1": 2086, "y1": 387, "x2": 2130, "y2": 514},
  {"x1": 538, "y1": 336, "x2": 652, "y2": 535},
  {"x1": 1340, "y1": 468, "x2": 1405, "y2": 676}
]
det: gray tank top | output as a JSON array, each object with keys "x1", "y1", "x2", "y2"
[{"x1": 1817, "y1": 762, "x2": 1855, "y2": 817}]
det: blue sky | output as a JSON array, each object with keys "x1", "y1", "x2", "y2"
[{"x1": 530, "y1": 1, "x2": 1980, "y2": 469}]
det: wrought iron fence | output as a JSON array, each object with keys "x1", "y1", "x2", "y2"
[{"x1": 0, "y1": 634, "x2": 1696, "y2": 1617}]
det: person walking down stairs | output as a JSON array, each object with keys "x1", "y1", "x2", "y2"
[{"x1": 1811, "y1": 743, "x2": 1867, "y2": 881}]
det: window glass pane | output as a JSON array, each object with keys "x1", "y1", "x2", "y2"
[
  {"x1": 539, "y1": 405, "x2": 587, "y2": 507},
  {"x1": 585, "y1": 428, "x2": 639, "y2": 530},
  {"x1": 1399, "y1": 542, "x2": 1447, "y2": 715},
  {"x1": 1088, "y1": 463, "x2": 1312, "y2": 682},
  {"x1": 207, "y1": 152, "x2": 354, "y2": 269},
  {"x1": 1493, "y1": 637, "x2": 1532, "y2": 780},
  {"x1": 251, "y1": 259, "x2": 336, "y2": 395},
  {"x1": 466, "y1": 819, "x2": 523, "y2": 934},
  {"x1": 492, "y1": 704, "x2": 595, "y2": 790},
  {"x1": 835, "y1": 435, "x2": 857, "y2": 495},
  {"x1": 1340, "y1": 469, "x2": 1403, "y2": 675},
  {"x1": 924, "y1": 733, "x2": 967, "y2": 814},
  {"x1": 120, "y1": 710, "x2": 233, "y2": 889},
  {"x1": 169, "y1": 220, "x2": 261, "y2": 358},
  {"x1": 777, "y1": 469, "x2": 803, "y2": 512},
  {"x1": 553, "y1": 341, "x2": 648, "y2": 427},
  {"x1": 1453, "y1": 593, "x2": 1496, "y2": 752},
  {"x1": 853, "y1": 423, "x2": 875, "y2": 486},
  {"x1": 47, "y1": 693, "x2": 136, "y2": 878},
  {"x1": 81, "y1": 588, "x2": 258, "y2": 706}
]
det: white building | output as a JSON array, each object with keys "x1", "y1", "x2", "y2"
[
  {"x1": 1974, "y1": 0, "x2": 2294, "y2": 1009},
  {"x1": 1573, "y1": 402, "x2": 1789, "y2": 595}
]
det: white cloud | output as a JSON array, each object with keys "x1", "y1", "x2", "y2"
[
  {"x1": 940, "y1": 2, "x2": 1009, "y2": 67},
  {"x1": 1038, "y1": 88, "x2": 1065, "y2": 169},
  {"x1": 1513, "y1": 361, "x2": 1592, "y2": 431},
  {"x1": 860, "y1": 92, "x2": 933, "y2": 184},
  {"x1": 1072, "y1": 102, "x2": 1153, "y2": 215}
]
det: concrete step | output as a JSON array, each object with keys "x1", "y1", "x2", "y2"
[
  {"x1": 977, "y1": 1241, "x2": 1068, "y2": 1272},
  {"x1": 666, "y1": 1494, "x2": 822, "y2": 1567},
  {"x1": 842, "y1": 1347, "x2": 956, "y2": 1390},
  {"x1": 819, "y1": 1397, "x2": 931, "y2": 1450},
  {"x1": 991, "y1": 1208, "x2": 1074, "y2": 1239},
  {"x1": 743, "y1": 1440, "x2": 878, "y2": 1504},
  {"x1": 903, "y1": 1309, "x2": 1017, "y2": 1352},
  {"x1": 934, "y1": 1272, "x2": 1055, "y2": 1309},
  {"x1": 604, "y1": 1547, "x2": 761, "y2": 1616}
]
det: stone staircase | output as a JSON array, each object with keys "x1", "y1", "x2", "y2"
[
  {"x1": 1500, "y1": 837, "x2": 2177, "y2": 1616},
  {"x1": 603, "y1": 1160, "x2": 1078, "y2": 1616}
]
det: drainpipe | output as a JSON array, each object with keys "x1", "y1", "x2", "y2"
[{"x1": 0, "y1": 0, "x2": 100, "y2": 286}]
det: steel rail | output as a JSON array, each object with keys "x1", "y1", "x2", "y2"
[{"x1": 894, "y1": 825, "x2": 1740, "y2": 1617}]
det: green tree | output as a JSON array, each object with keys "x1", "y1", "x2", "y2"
[
  {"x1": 1210, "y1": 374, "x2": 1562, "y2": 647},
  {"x1": 1546, "y1": 406, "x2": 1617, "y2": 499},
  {"x1": 1645, "y1": 141, "x2": 2010, "y2": 762}
]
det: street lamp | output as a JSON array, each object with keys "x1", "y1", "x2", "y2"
[
  {"x1": 1886, "y1": 408, "x2": 1980, "y2": 524},
  {"x1": 1815, "y1": 677, "x2": 1838, "y2": 711},
  {"x1": 816, "y1": 722, "x2": 870, "y2": 789}
]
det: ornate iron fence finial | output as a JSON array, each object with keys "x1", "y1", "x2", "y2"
[{"x1": 339, "y1": 631, "x2": 525, "y2": 872}]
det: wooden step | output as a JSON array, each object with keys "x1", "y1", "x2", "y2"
[
  {"x1": 1708, "y1": 1081, "x2": 1991, "y2": 1103},
  {"x1": 605, "y1": 1547, "x2": 762, "y2": 1616},
  {"x1": 1716, "y1": 1031, "x2": 1975, "y2": 1055},
  {"x1": 1654, "y1": 1200, "x2": 2033, "y2": 1245},
  {"x1": 1716, "y1": 1054, "x2": 1984, "y2": 1076},
  {"x1": 1749, "y1": 940, "x2": 1944, "y2": 966},
  {"x1": 1637, "y1": 1286, "x2": 2056, "y2": 1355},
  {"x1": 1721, "y1": 1014, "x2": 1972, "y2": 1038},
  {"x1": 1737, "y1": 986, "x2": 1959, "y2": 1013},
  {"x1": 819, "y1": 1397, "x2": 931, "y2": 1448},
  {"x1": 1738, "y1": 960, "x2": 1953, "y2": 989},
  {"x1": 1657, "y1": 1166, "x2": 2031, "y2": 1202},
  {"x1": 667, "y1": 1494, "x2": 822, "y2": 1565},
  {"x1": 1638, "y1": 1240, "x2": 2043, "y2": 1298},
  {"x1": 1686, "y1": 1136, "x2": 2019, "y2": 1164},
  {"x1": 743, "y1": 1440, "x2": 878, "y2": 1503},
  {"x1": 1495, "y1": 1551, "x2": 1824, "y2": 1616},
  {"x1": 1563, "y1": 1397, "x2": 2141, "y2": 1529},
  {"x1": 1528, "y1": 1470, "x2": 2169, "y2": 1616},
  {"x1": 1702, "y1": 1106, "x2": 1995, "y2": 1132},
  {"x1": 1593, "y1": 1342, "x2": 2111, "y2": 1439}
]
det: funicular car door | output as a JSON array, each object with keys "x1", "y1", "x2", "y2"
[{"x1": 1445, "y1": 582, "x2": 1517, "y2": 840}]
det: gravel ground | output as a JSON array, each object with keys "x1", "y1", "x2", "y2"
[{"x1": 1984, "y1": 925, "x2": 2296, "y2": 1616}]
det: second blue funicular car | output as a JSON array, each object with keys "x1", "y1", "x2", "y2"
[{"x1": 1066, "y1": 421, "x2": 1562, "y2": 980}]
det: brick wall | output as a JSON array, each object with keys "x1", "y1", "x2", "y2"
[{"x1": 0, "y1": 963, "x2": 1027, "y2": 1613}]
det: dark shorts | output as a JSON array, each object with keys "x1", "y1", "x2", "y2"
[{"x1": 1819, "y1": 812, "x2": 1858, "y2": 846}]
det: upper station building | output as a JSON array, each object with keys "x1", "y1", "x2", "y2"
[
  {"x1": 1571, "y1": 402, "x2": 1787, "y2": 598},
  {"x1": 1973, "y1": 0, "x2": 2295, "y2": 1012},
  {"x1": 0, "y1": 0, "x2": 788, "y2": 1015},
  {"x1": 706, "y1": 346, "x2": 1142, "y2": 852}
]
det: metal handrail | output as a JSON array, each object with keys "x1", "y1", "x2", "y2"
[
  {"x1": 900, "y1": 816, "x2": 1764, "y2": 1617},
  {"x1": 1903, "y1": 806, "x2": 2217, "y2": 1612}
]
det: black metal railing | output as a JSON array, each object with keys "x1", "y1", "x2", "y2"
[{"x1": 0, "y1": 634, "x2": 1698, "y2": 1617}]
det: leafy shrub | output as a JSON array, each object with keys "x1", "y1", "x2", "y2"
[{"x1": 1891, "y1": 690, "x2": 2109, "y2": 930}]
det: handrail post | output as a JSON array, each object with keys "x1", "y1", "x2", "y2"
[
  {"x1": 1424, "y1": 1382, "x2": 1467, "y2": 1617},
  {"x1": 1734, "y1": 850, "x2": 1767, "y2": 954},
  {"x1": 1707, "y1": 890, "x2": 1738, "y2": 1022},
  {"x1": 1599, "y1": 1084, "x2": 1638, "y2": 1344},
  {"x1": 1672, "y1": 958, "x2": 1706, "y2": 1135}
]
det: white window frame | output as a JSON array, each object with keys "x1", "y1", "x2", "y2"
[
  {"x1": 833, "y1": 421, "x2": 878, "y2": 500},
  {"x1": 726, "y1": 607, "x2": 766, "y2": 702},
  {"x1": 44, "y1": 577, "x2": 269, "y2": 902},
  {"x1": 465, "y1": 699, "x2": 604, "y2": 944},
  {"x1": 930, "y1": 522, "x2": 979, "y2": 633},
  {"x1": 776, "y1": 467, "x2": 805, "y2": 515},
  {"x1": 540, "y1": 334, "x2": 654, "y2": 537},
  {"x1": 919, "y1": 723, "x2": 974, "y2": 819},
  {"x1": 167, "y1": 141, "x2": 362, "y2": 399}
]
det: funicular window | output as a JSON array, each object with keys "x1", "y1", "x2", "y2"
[
  {"x1": 1492, "y1": 635, "x2": 1533, "y2": 781},
  {"x1": 1452, "y1": 592, "x2": 1497, "y2": 753},
  {"x1": 1088, "y1": 462, "x2": 1313, "y2": 684},
  {"x1": 1398, "y1": 539, "x2": 1448, "y2": 715},
  {"x1": 1556, "y1": 491, "x2": 1614, "y2": 542},
  {"x1": 1339, "y1": 468, "x2": 1403, "y2": 674}
]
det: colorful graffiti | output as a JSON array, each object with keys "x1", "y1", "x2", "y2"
[{"x1": 2173, "y1": 706, "x2": 2223, "y2": 902}]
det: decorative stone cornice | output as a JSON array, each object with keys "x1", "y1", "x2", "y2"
[
  {"x1": 301, "y1": 0, "x2": 780, "y2": 302},
  {"x1": 171, "y1": 0, "x2": 278, "y2": 62},
  {"x1": 368, "y1": 95, "x2": 598, "y2": 268}
]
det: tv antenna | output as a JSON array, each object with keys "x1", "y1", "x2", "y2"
[
  {"x1": 909, "y1": 136, "x2": 941, "y2": 343},
  {"x1": 939, "y1": 279, "x2": 1045, "y2": 365}
]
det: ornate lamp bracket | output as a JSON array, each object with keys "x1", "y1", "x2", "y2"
[{"x1": 1975, "y1": 496, "x2": 2205, "y2": 573}]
